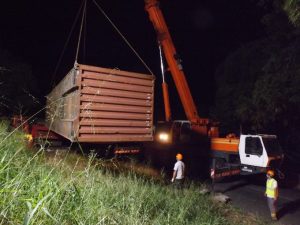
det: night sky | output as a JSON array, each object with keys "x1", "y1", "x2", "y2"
[{"x1": 1, "y1": 0, "x2": 267, "y2": 119}]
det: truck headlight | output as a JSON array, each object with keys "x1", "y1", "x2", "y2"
[{"x1": 158, "y1": 132, "x2": 170, "y2": 143}]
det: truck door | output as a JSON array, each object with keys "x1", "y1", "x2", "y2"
[
  {"x1": 240, "y1": 136, "x2": 266, "y2": 168},
  {"x1": 179, "y1": 121, "x2": 191, "y2": 143}
]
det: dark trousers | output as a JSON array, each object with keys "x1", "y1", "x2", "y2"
[{"x1": 174, "y1": 178, "x2": 185, "y2": 189}]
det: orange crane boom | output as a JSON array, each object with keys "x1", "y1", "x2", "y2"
[{"x1": 145, "y1": 0, "x2": 218, "y2": 136}]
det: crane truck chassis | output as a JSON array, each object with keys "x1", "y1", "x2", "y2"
[
  {"x1": 155, "y1": 121, "x2": 284, "y2": 179},
  {"x1": 210, "y1": 134, "x2": 284, "y2": 179}
]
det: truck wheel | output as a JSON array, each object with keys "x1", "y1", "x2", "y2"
[{"x1": 215, "y1": 157, "x2": 226, "y2": 169}]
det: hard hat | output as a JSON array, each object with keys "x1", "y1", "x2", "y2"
[
  {"x1": 24, "y1": 134, "x2": 33, "y2": 142},
  {"x1": 176, "y1": 153, "x2": 183, "y2": 160},
  {"x1": 267, "y1": 170, "x2": 275, "y2": 177}
]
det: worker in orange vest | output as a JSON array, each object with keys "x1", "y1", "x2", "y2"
[{"x1": 265, "y1": 170, "x2": 278, "y2": 220}]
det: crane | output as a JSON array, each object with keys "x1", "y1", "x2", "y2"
[
  {"x1": 145, "y1": 0, "x2": 219, "y2": 138},
  {"x1": 144, "y1": 0, "x2": 284, "y2": 179}
]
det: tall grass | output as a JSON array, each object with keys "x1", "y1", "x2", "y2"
[{"x1": 0, "y1": 121, "x2": 266, "y2": 225}]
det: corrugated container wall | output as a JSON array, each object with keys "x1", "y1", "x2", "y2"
[{"x1": 46, "y1": 64, "x2": 155, "y2": 143}]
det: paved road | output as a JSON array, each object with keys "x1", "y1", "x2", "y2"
[{"x1": 213, "y1": 177, "x2": 300, "y2": 225}]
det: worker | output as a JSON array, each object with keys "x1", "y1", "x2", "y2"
[
  {"x1": 171, "y1": 153, "x2": 185, "y2": 189},
  {"x1": 265, "y1": 170, "x2": 279, "y2": 221}
]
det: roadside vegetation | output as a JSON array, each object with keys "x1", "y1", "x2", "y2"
[
  {"x1": 213, "y1": 0, "x2": 300, "y2": 172},
  {"x1": 0, "y1": 121, "x2": 266, "y2": 225}
]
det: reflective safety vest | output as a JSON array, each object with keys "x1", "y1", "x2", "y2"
[{"x1": 266, "y1": 178, "x2": 278, "y2": 198}]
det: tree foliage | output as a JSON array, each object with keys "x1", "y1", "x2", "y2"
[
  {"x1": 213, "y1": 2, "x2": 300, "y2": 158},
  {"x1": 212, "y1": 38, "x2": 274, "y2": 134},
  {"x1": 258, "y1": 0, "x2": 300, "y2": 27},
  {"x1": 283, "y1": 0, "x2": 300, "y2": 27},
  {"x1": 0, "y1": 49, "x2": 39, "y2": 116}
]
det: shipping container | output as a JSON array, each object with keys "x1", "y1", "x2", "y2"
[{"x1": 46, "y1": 64, "x2": 155, "y2": 143}]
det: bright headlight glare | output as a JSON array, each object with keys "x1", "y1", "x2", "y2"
[{"x1": 158, "y1": 133, "x2": 169, "y2": 142}]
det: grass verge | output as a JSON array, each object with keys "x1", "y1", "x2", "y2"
[{"x1": 0, "y1": 121, "x2": 267, "y2": 225}]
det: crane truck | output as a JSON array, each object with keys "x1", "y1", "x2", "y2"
[{"x1": 144, "y1": 0, "x2": 284, "y2": 179}]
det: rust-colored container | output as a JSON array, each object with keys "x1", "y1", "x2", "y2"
[{"x1": 46, "y1": 64, "x2": 155, "y2": 143}]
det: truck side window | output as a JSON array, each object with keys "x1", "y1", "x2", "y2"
[
  {"x1": 172, "y1": 122, "x2": 181, "y2": 142},
  {"x1": 180, "y1": 122, "x2": 191, "y2": 143},
  {"x1": 245, "y1": 137, "x2": 263, "y2": 155}
]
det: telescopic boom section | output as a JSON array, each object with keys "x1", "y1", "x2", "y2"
[{"x1": 145, "y1": 0, "x2": 211, "y2": 135}]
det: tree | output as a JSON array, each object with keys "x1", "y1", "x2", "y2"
[
  {"x1": 283, "y1": 0, "x2": 300, "y2": 27},
  {"x1": 212, "y1": 38, "x2": 274, "y2": 134},
  {"x1": 0, "y1": 49, "x2": 39, "y2": 116},
  {"x1": 258, "y1": 0, "x2": 300, "y2": 27},
  {"x1": 212, "y1": 1, "x2": 300, "y2": 165}
]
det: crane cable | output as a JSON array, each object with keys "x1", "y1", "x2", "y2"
[
  {"x1": 50, "y1": 0, "x2": 86, "y2": 87},
  {"x1": 75, "y1": 0, "x2": 87, "y2": 64},
  {"x1": 92, "y1": 0, "x2": 154, "y2": 76},
  {"x1": 52, "y1": 0, "x2": 155, "y2": 87},
  {"x1": 83, "y1": 3, "x2": 88, "y2": 63},
  {"x1": 158, "y1": 43, "x2": 166, "y2": 82}
]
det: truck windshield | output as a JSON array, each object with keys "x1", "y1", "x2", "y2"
[{"x1": 262, "y1": 138, "x2": 283, "y2": 156}]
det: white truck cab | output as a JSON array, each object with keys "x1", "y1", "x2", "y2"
[{"x1": 239, "y1": 134, "x2": 284, "y2": 174}]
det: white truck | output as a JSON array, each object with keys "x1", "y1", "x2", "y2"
[{"x1": 211, "y1": 134, "x2": 284, "y2": 179}]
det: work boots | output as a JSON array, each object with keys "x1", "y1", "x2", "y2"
[{"x1": 271, "y1": 213, "x2": 278, "y2": 221}]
